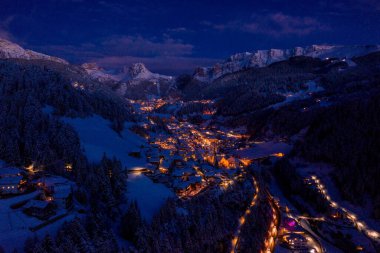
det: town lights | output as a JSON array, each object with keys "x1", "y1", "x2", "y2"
[
  {"x1": 65, "y1": 163, "x2": 73, "y2": 173},
  {"x1": 367, "y1": 230, "x2": 379, "y2": 238}
]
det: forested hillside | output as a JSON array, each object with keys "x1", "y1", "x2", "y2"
[{"x1": 0, "y1": 59, "x2": 133, "y2": 176}]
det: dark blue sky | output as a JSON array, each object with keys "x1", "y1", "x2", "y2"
[{"x1": 0, "y1": 0, "x2": 379, "y2": 74}]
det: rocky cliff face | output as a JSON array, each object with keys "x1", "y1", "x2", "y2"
[{"x1": 194, "y1": 45, "x2": 380, "y2": 82}]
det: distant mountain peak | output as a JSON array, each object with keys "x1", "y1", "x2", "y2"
[
  {"x1": 0, "y1": 38, "x2": 68, "y2": 64},
  {"x1": 82, "y1": 62, "x2": 172, "y2": 83},
  {"x1": 195, "y1": 44, "x2": 380, "y2": 82},
  {"x1": 127, "y1": 63, "x2": 152, "y2": 79}
]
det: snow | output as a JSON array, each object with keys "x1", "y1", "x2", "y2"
[
  {"x1": 126, "y1": 172, "x2": 174, "y2": 222},
  {"x1": 63, "y1": 115, "x2": 175, "y2": 221},
  {"x1": 126, "y1": 63, "x2": 172, "y2": 81},
  {"x1": 62, "y1": 115, "x2": 146, "y2": 169},
  {"x1": 0, "y1": 190, "x2": 81, "y2": 253},
  {"x1": 296, "y1": 161, "x2": 380, "y2": 235},
  {"x1": 270, "y1": 81, "x2": 324, "y2": 110},
  {"x1": 0, "y1": 167, "x2": 22, "y2": 175},
  {"x1": 82, "y1": 62, "x2": 172, "y2": 83},
  {"x1": 234, "y1": 141, "x2": 292, "y2": 159},
  {"x1": 0, "y1": 39, "x2": 68, "y2": 64},
  {"x1": 81, "y1": 63, "x2": 120, "y2": 83},
  {"x1": 195, "y1": 44, "x2": 380, "y2": 81}
]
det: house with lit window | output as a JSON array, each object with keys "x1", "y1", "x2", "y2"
[{"x1": 0, "y1": 167, "x2": 25, "y2": 195}]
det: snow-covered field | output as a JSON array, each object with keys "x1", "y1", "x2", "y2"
[
  {"x1": 63, "y1": 115, "x2": 146, "y2": 169},
  {"x1": 127, "y1": 172, "x2": 174, "y2": 221},
  {"x1": 63, "y1": 115, "x2": 175, "y2": 222},
  {"x1": 234, "y1": 141, "x2": 292, "y2": 159},
  {"x1": 270, "y1": 81, "x2": 324, "y2": 110},
  {"x1": 0, "y1": 190, "x2": 80, "y2": 253}
]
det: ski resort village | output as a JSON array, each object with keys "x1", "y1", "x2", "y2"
[{"x1": 1, "y1": 2, "x2": 380, "y2": 250}]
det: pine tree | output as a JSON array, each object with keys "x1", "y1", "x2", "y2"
[{"x1": 120, "y1": 201, "x2": 143, "y2": 243}]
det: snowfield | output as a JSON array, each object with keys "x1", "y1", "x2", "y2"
[
  {"x1": 63, "y1": 115, "x2": 174, "y2": 221},
  {"x1": 234, "y1": 141, "x2": 292, "y2": 159},
  {"x1": 63, "y1": 115, "x2": 145, "y2": 169},
  {"x1": 127, "y1": 172, "x2": 174, "y2": 221}
]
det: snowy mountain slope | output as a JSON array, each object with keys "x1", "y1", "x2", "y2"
[
  {"x1": 195, "y1": 45, "x2": 380, "y2": 81},
  {"x1": 82, "y1": 62, "x2": 172, "y2": 83},
  {"x1": 0, "y1": 38, "x2": 68, "y2": 64},
  {"x1": 62, "y1": 115, "x2": 145, "y2": 168},
  {"x1": 81, "y1": 62, "x2": 176, "y2": 99},
  {"x1": 81, "y1": 62, "x2": 120, "y2": 83},
  {"x1": 125, "y1": 63, "x2": 172, "y2": 81},
  {"x1": 62, "y1": 114, "x2": 174, "y2": 221}
]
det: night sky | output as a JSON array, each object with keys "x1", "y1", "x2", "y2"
[{"x1": 0, "y1": 0, "x2": 379, "y2": 74}]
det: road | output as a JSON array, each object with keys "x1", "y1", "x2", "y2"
[{"x1": 230, "y1": 176, "x2": 259, "y2": 253}]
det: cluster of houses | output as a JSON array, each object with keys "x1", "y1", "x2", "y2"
[
  {"x1": 137, "y1": 117, "x2": 255, "y2": 198},
  {"x1": 0, "y1": 167, "x2": 27, "y2": 195},
  {"x1": 0, "y1": 162, "x2": 74, "y2": 220},
  {"x1": 131, "y1": 98, "x2": 284, "y2": 200}
]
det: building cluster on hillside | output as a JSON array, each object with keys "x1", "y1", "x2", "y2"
[
  {"x1": 0, "y1": 163, "x2": 74, "y2": 220},
  {"x1": 136, "y1": 114, "x2": 259, "y2": 198}
]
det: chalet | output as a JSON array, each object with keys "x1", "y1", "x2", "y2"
[
  {"x1": 170, "y1": 155, "x2": 186, "y2": 169},
  {"x1": 173, "y1": 176, "x2": 203, "y2": 196},
  {"x1": 218, "y1": 156, "x2": 241, "y2": 169},
  {"x1": 39, "y1": 176, "x2": 75, "y2": 209},
  {"x1": 171, "y1": 166, "x2": 196, "y2": 181},
  {"x1": 148, "y1": 155, "x2": 161, "y2": 166},
  {"x1": 52, "y1": 183, "x2": 73, "y2": 209},
  {"x1": 200, "y1": 164, "x2": 217, "y2": 178},
  {"x1": 0, "y1": 167, "x2": 25, "y2": 195},
  {"x1": 159, "y1": 159, "x2": 171, "y2": 174},
  {"x1": 23, "y1": 200, "x2": 56, "y2": 220}
]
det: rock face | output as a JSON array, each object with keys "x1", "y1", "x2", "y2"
[
  {"x1": 82, "y1": 62, "x2": 172, "y2": 83},
  {"x1": 0, "y1": 39, "x2": 68, "y2": 64},
  {"x1": 126, "y1": 63, "x2": 151, "y2": 79},
  {"x1": 195, "y1": 45, "x2": 380, "y2": 82},
  {"x1": 124, "y1": 63, "x2": 172, "y2": 81},
  {"x1": 82, "y1": 62, "x2": 119, "y2": 83}
]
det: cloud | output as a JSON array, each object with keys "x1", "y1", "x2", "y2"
[
  {"x1": 101, "y1": 35, "x2": 193, "y2": 57},
  {"x1": 95, "y1": 55, "x2": 220, "y2": 75},
  {"x1": 33, "y1": 35, "x2": 217, "y2": 74},
  {"x1": 319, "y1": 0, "x2": 380, "y2": 13},
  {"x1": 167, "y1": 27, "x2": 189, "y2": 33},
  {"x1": 204, "y1": 12, "x2": 329, "y2": 37}
]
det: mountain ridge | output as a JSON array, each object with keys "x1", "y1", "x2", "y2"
[
  {"x1": 194, "y1": 44, "x2": 380, "y2": 82},
  {"x1": 0, "y1": 38, "x2": 68, "y2": 65},
  {"x1": 82, "y1": 62, "x2": 172, "y2": 83}
]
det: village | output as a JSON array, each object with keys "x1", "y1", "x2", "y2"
[
  {"x1": 127, "y1": 98, "x2": 281, "y2": 199},
  {"x1": 0, "y1": 159, "x2": 79, "y2": 242},
  {"x1": 130, "y1": 99, "x2": 290, "y2": 202}
]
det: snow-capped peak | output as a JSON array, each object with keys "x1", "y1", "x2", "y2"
[
  {"x1": 82, "y1": 62, "x2": 172, "y2": 83},
  {"x1": 126, "y1": 63, "x2": 152, "y2": 79},
  {"x1": 195, "y1": 44, "x2": 380, "y2": 82},
  {"x1": 0, "y1": 38, "x2": 68, "y2": 64},
  {"x1": 124, "y1": 63, "x2": 172, "y2": 81}
]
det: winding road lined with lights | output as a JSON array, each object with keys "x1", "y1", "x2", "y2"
[
  {"x1": 308, "y1": 175, "x2": 380, "y2": 244},
  {"x1": 230, "y1": 177, "x2": 259, "y2": 253}
]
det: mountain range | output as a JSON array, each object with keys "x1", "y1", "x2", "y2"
[
  {"x1": 194, "y1": 44, "x2": 380, "y2": 81},
  {"x1": 1, "y1": 37, "x2": 380, "y2": 252},
  {"x1": 1, "y1": 38, "x2": 379, "y2": 86},
  {"x1": 0, "y1": 39, "x2": 68, "y2": 65}
]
